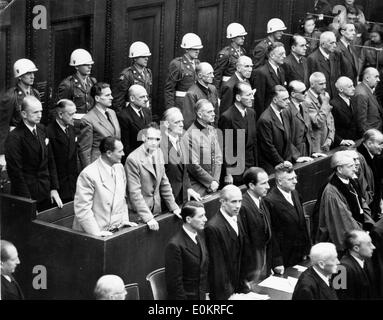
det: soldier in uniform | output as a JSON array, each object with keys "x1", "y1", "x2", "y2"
[
  {"x1": 164, "y1": 33, "x2": 203, "y2": 110},
  {"x1": 252, "y1": 18, "x2": 287, "y2": 70},
  {"x1": 213, "y1": 22, "x2": 247, "y2": 90},
  {"x1": 0, "y1": 58, "x2": 40, "y2": 168},
  {"x1": 56, "y1": 49, "x2": 97, "y2": 121},
  {"x1": 112, "y1": 41, "x2": 152, "y2": 112}
]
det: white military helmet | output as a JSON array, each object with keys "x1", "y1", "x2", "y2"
[
  {"x1": 267, "y1": 18, "x2": 287, "y2": 34},
  {"x1": 13, "y1": 59, "x2": 38, "y2": 78},
  {"x1": 69, "y1": 49, "x2": 94, "y2": 66},
  {"x1": 129, "y1": 41, "x2": 151, "y2": 58},
  {"x1": 180, "y1": 33, "x2": 203, "y2": 49},
  {"x1": 226, "y1": 22, "x2": 248, "y2": 39}
]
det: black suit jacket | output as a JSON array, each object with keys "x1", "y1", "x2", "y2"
[
  {"x1": 160, "y1": 135, "x2": 191, "y2": 205},
  {"x1": 257, "y1": 107, "x2": 294, "y2": 174},
  {"x1": 336, "y1": 253, "x2": 376, "y2": 300},
  {"x1": 46, "y1": 121, "x2": 78, "y2": 201},
  {"x1": 1, "y1": 275, "x2": 25, "y2": 300},
  {"x1": 205, "y1": 210, "x2": 246, "y2": 300},
  {"x1": 282, "y1": 54, "x2": 309, "y2": 87},
  {"x1": 240, "y1": 192, "x2": 272, "y2": 275},
  {"x1": 307, "y1": 49, "x2": 341, "y2": 98},
  {"x1": 337, "y1": 41, "x2": 360, "y2": 85},
  {"x1": 330, "y1": 95, "x2": 360, "y2": 144},
  {"x1": 165, "y1": 228, "x2": 209, "y2": 300},
  {"x1": 263, "y1": 187, "x2": 310, "y2": 267},
  {"x1": 117, "y1": 103, "x2": 152, "y2": 159},
  {"x1": 218, "y1": 105, "x2": 257, "y2": 184},
  {"x1": 292, "y1": 266, "x2": 338, "y2": 300},
  {"x1": 220, "y1": 73, "x2": 241, "y2": 115},
  {"x1": 253, "y1": 62, "x2": 286, "y2": 116},
  {"x1": 5, "y1": 122, "x2": 58, "y2": 202}
]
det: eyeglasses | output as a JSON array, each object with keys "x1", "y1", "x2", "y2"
[{"x1": 146, "y1": 137, "x2": 161, "y2": 141}]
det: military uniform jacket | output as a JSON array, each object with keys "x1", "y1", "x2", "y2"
[
  {"x1": 0, "y1": 85, "x2": 40, "y2": 154},
  {"x1": 112, "y1": 65, "x2": 152, "y2": 111},
  {"x1": 164, "y1": 55, "x2": 200, "y2": 109},
  {"x1": 56, "y1": 74, "x2": 97, "y2": 114},
  {"x1": 213, "y1": 44, "x2": 246, "y2": 89}
]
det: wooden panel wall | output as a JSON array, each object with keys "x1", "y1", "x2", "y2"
[{"x1": 1, "y1": 0, "x2": 382, "y2": 116}]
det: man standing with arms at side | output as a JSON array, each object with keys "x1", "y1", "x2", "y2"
[
  {"x1": 240, "y1": 167, "x2": 272, "y2": 281},
  {"x1": 165, "y1": 201, "x2": 209, "y2": 300},
  {"x1": 205, "y1": 185, "x2": 246, "y2": 300}
]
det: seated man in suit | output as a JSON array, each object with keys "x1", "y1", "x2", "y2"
[
  {"x1": 73, "y1": 136, "x2": 137, "y2": 236},
  {"x1": 282, "y1": 35, "x2": 309, "y2": 87},
  {"x1": 353, "y1": 67, "x2": 383, "y2": 134},
  {"x1": 1, "y1": 240, "x2": 24, "y2": 300},
  {"x1": 205, "y1": 185, "x2": 246, "y2": 300},
  {"x1": 126, "y1": 122, "x2": 181, "y2": 231},
  {"x1": 253, "y1": 42, "x2": 287, "y2": 116},
  {"x1": 46, "y1": 99, "x2": 78, "y2": 203},
  {"x1": 336, "y1": 230, "x2": 377, "y2": 299},
  {"x1": 183, "y1": 99, "x2": 223, "y2": 196},
  {"x1": 302, "y1": 72, "x2": 335, "y2": 153},
  {"x1": 183, "y1": 62, "x2": 219, "y2": 128},
  {"x1": 78, "y1": 82, "x2": 121, "y2": 169},
  {"x1": 161, "y1": 107, "x2": 201, "y2": 204},
  {"x1": 292, "y1": 242, "x2": 339, "y2": 300},
  {"x1": 257, "y1": 85, "x2": 299, "y2": 174},
  {"x1": 316, "y1": 151, "x2": 375, "y2": 252},
  {"x1": 117, "y1": 84, "x2": 152, "y2": 161},
  {"x1": 286, "y1": 80, "x2": 314, "y2": 160},
  {"x1": 331, "y1": 77, "x2": 359, "y2": 147},
  {"x1": 220, "y1": 56, "x2": 253, "y2": 115},
  {"x1": 94, "y1": 275, "x2": 127, "y2": 300},
  {"x1": 219, "y1": 82, "x2": 257, "y2": 186},
  {"x1": 263, "y1": 161, "x2": 311, "y2": 272},
  {"x1": 5, "y1": 95, "x2": 62, "y2": 212},
  {"x1": 240, "y1": 167, "x2": 272, "y2": 281},
  {"x1": 165, "y1": 201, "x2": 209, "y2": 300}
]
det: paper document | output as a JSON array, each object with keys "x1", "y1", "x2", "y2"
[
  {"x1": 228, "y1": 292, "x2": 270, "y2": 300},
  {"x1": 258, "y1": 275, "x2": 298, "y2": 293},
  {"x1": 293, "y1": 265, "x2": 308, "y2": 272}
]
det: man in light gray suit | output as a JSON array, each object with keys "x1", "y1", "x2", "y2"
[
  {"x1": 78, "y1": 82, "x2": 121, "y2": 169},
  {"x1": 73, "y1": 137, "x2": 137, "y2": 237},
  {"x1": 125, "y1": 122, "x2": 181, "y2": 231},
  {"x1": 353, "y1": 67, "x2": 383, "y2": 135}
]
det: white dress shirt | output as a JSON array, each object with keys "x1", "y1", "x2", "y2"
[
  {"x1": 248, "y1": 190, "x2": 260, "y2": 209},
  {"x1": 270, "y1": 104, "x2": 283, "y2": 125},
  {"x1": 277, "y1": 186, "x2": 294, "y2": 206},
  {"x1": 183, "y1": 225, "x2": 198, "y2": 244},
  {"x1": 350, "y1": 253, "x2": 365, "y2": 269},
  {"x1": 313, "y1": 266, "x2": 330, "y2": 287},
  {"x1": 221, "y1": 209, "x2": 239, "y2": 235}
]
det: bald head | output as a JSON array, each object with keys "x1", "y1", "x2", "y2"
[
  {"x1": 320, "y1": 31, "x2": 337, "y2": 53},
  {"x1": 128, "y1": 84, "x2": 149, "y2": 109},
  {"x1": 363, "y1": 67, "x2": 380, "y2": 89},
  {"x1": 162, "y1": 107, "x2": 184, "y2": 136},
  {"x1": 20, "y1": 95, "x2": 43, "y2": 126},
  {"x1": 196, "y1": 62, "x2": 214, "y2": 85},
  {"x1": 363, "y1": 129, "x2": 383, "y2": 156},
  {"x1": 94, "y1": 275, "x2": 126, "y2": 300},
  {"x1": 335, "y1": 76, "x2": 355, "y2": 98},
  {"x1": 236, "y1": 55, "x2": 253, "y2": 79}
]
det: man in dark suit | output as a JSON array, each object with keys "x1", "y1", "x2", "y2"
[
  {"x1": 5, "y1": 96, "x2": 62, "y2": 212},
  {"x1": 218, "y1": 82, "x2": 257, "y2": 186},
  {"x1": 353, "y1": 67, "x2": 383, "y2": 134},
  {"x1": 292, "y1": 242, "x2": 339, "y2": 300},
  {"x1": 1, "y1": 240, "x2": 24, "y2": 300},
  {"x1": 286, "y1": 80, "x2": 314, "y2": 160},
  {"x1": 117, "y1": 84, "x2": 152, "y2": 162},
  {"x1": 307, "y1": 31, "x2": 341, "y2": 98},
  {"x1": 263, "y1": 162, "x2": 311, "y2": 272},
  {"x1": 46, "y1": 99, "x2": 78, "y2": 203},
  {"x1": 165, "y1": 201, "x2": 209, "y2": 300},
  {"x1": 282, "y1": 35, "x2": 309, "y2": 87},
  {"x1": 161, "y1": 107, "x2": 201, "y2": 204},
  {"x1": 331, "y1": 77, "x2": 360, "y2": 146},
  {"x1": 253, "y1": 42, "x2": 287, "y2": 117},
  {"x1": 337, "y1": 23, "x2": 360, "y2": 85},
  {"x1": 336, "y1": 230, "x2": 377, "y2": 299},
  {"x1": 240, "y1": 167, "x2": 272, "y2": 282},
  {"x1": 257, "y1": 85, "x2": 297, "y2": 174},
  {"x1": 205, "y1": 185, "x2": 246, "y2": 300},
  {"x1": 220, "y1": 56, "x2": 253, "y2": 115}
]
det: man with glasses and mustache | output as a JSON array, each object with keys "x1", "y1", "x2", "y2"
[
  {"x1": 183, "y1": 62, "x2": 219, "y2": 129},
  {"x1": 214, "y1": 22, "x2": 247, "y2": 91},
  {"x1": 126, "y1": 122, "x2": 181, "y2": 231},
  {"x1": 220, "y1": 56, "x2": 254, "y2": 115}
]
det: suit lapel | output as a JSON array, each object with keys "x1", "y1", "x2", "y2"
[
  {"x1": 267, "y1": 62, "x2": 281, "y2": 85},
  {"x1": 97, "y1": 158, "x2": 115, "y2": 193},
  {"x1": 218, "y1": 211, "x2": 238, "y2": 242},
  {"x1": 274, "y1": 187, "x2": 300, "y2": 224},
  {"x1": 318, "y1": 51, "x2": 330, "y2": 74},
  {"x1": 181, "y1": 229, "x2": 201, "y2": 258},
  {"x1": 269, "y1": 108, "x2": 284, "y2": 131},
  {"x1": 93, "y1": 107, "x2": 115, "y2": 136}
]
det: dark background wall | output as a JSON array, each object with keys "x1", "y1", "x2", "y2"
[{"x1": 0, "y1": 0, "x2": 381, "y2": 118}]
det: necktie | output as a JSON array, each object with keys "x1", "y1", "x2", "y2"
[
  {"x1": 299, "y1": 104, "x2": 304, "y2": 118},
  {"x1": 111, "y1": 166, "x2": 116, "y2": 180},
  {"x1": 318, "y1": 95, "x2": 323, "y2": 106},
  {"x1": 32, "y1": 128, "x2": 37, "y2": 138},
  {"x1": 152, "y1": 155, "x2": 156, "y2": 175},
  {"x1": 65, "y1": 126, "x2": 69, "y2": 138},
  {"x1": 105, "y1": 111, "x2": 114, "y2": 127},
  {"x1": 232, "y1": 216, "x2": 239, "y2": 236},
  {"x1": 139, "y1": 109, "x2": 145, "y2": 120},
  {"x1": 277, "y1": 67, "x2": 282, "y2": 83},
  {"x1": 176, "y1": 139, "x2": 181, "y2": 155},
  {"x1": 243, "y1": 109, "x2": 247, "y2": 118}
]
